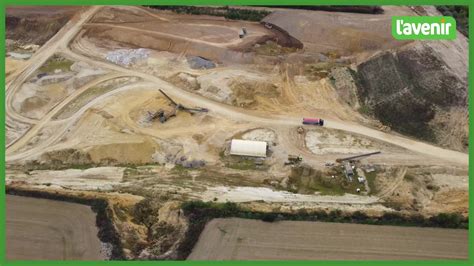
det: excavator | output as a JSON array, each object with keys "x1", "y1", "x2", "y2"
[{"x1": 147, "y1": 89, "x2": 208, "y2": 123}]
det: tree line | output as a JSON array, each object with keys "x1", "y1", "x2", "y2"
[{"x1": 145, "y1": 6, "x2": 271, "y2": 22}]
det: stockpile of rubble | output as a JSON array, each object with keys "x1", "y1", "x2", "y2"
[
  {"x1": 187, "y1": 56, "x2": 216, "y2": 69},
  {"x1": 105, "y1": 48, "x2": 150, "y2": 66}
]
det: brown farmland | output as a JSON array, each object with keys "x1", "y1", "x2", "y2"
[
  {"x1": 188, "y1": 218, "x2": 468, "y2": 260},
  {"x1": 6, "y1": 195, "x2": 104, "y2": 260}
]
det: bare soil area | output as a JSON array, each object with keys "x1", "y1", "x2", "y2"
[
  {"x1": 188, "y1": 218, "x2": 468, "y2": 260},
  {"x1": 6, "y1": 195, "x2": 105, "y2": 260},
  {"x1": 6, "y1": 6, "x2": 82, "y2": 46},
  {"x1": 263, "y1": 6, "x2": 414, "y2": 57}
]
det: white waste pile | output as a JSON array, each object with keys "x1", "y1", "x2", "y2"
[{"x1": 105, "y1": 48, "x2": 150, "y2": 66}]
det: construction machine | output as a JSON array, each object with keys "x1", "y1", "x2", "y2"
[
  {"x1": 147, "y1": 89, "x2": 209, "y2": 123},
  {"x1": 336, "y1": 151, "x2": 381, "y2": 163},
  {"x1": 285, "y1": 154, "x2": 303, "y2": 165}
]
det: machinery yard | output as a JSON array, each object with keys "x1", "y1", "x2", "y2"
[{"x1": 5, "y1": 5, "x2": 469, "y2": 261}]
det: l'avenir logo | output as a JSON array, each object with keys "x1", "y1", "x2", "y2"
[{"x1": 392, "y1": 16, "x2": 456, "y2": 40}]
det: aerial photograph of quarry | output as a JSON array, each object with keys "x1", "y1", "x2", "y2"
[{"x1": 4, "y1": 5, "x2": 469, "y2": 261}]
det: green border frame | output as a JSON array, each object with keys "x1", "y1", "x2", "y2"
[{"x1": 1, "y1": 0, "x2": 472, "y2": 265}]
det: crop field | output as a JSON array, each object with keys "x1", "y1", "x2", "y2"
[
  {"x1": 188, "y1": 218, "x2": 468, "y2": 260},
  {"x1": 6, "y1": 195, "x2": 104, "y2": 260}
]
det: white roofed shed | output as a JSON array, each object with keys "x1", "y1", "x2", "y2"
[{"x1": 230, "y1": 139, "x2": 267, "y2": 157}]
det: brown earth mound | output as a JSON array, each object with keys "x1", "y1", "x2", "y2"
[{"x1": 6, "y1": 6, "x2": 81, "y2": 45}]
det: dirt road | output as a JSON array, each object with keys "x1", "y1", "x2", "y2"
[
  {"x1": 5, "y1": 6, "x2": 102, "y2": 126},
  {"x1": 6, "y1": 195, "x2": 104, "y2": 260},
  {"x1": 6, "y1": 73, "x2": 128, "y2": 153},
  {"x1": 85, "y1": 22, "x2": 258, "y2": 48},
  {"x1": 6, "y1": 81, "x2": 156, "y2": 161},
  {"x1": 69, "y1": 45, "x2": 469, "y2": 166},
  {"x1": 6, "y1": 5, "x2": 468, "y2": 167},
  {"x1": 188, "y1": 218, "x2": 468, "y2": 260}
]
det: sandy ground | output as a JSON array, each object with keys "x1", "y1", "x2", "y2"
[
  {"x1": 188, "y1": 218, "x2": 468, "y2": 260},
  {"x1": 4, "y1": 5, "x2": 469, "y2": 238},
  {"x1": 6, "y1": 6, "x2": 83, "y2": 16},
  {"x1": 6, "y1": 167, "x2": 124, "y2": 190},
  {"x1": 201, "y1": 186, "x2": 380, "y2": 204},
  {"x1": 6, "y1": 58, "x2": 27, "y2": 78},
  {"x1": 263, "y1": 6, "x2": 414, "y2": 57},
  {"x1": 6, "y1": 195, "x2": 104, "y2": 260}
]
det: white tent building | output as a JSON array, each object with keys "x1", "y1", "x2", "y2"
[{"x1": 230, "y1": 139, "x2": 267, "y2": 157}]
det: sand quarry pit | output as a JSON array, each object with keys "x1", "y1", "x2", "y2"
[
  {"x1": 79, "y1": 6, "x2": 296, "y2": 64},
  {"x1": 6, "y1": 195, "x2": 105, "y2": 260},
  {"x1": 12, "y1": 56, "x2": 107, "y2": 120},
  {"x1": 263, "y1": 6, "x2": 414, "y2": 57},
  {"x1": 4, "y1": 5, "x2": 469, "y2": 261},
  {"x1": 188, "y1": 218, "x2": 468, "y2": 260}
]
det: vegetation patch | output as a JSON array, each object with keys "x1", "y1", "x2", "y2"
[
  {"x1": 404, "y1": 173, "x2": 415, "y2": 182},
  {"x1": 365, "y1": 170, "x2": 378, "y2": 194},
  {"x1": 146, "y1": 6, "x2": 271, "y2": 21},
  {"x1": 355, "y1": 48, "x2": 467, "y2": 145},
  {"x1": 222, "y1": 155, "x2": 268, "y2": 171},
  {"x1": 226, "y1": 159, "x2": 257, "y2": 170},
  {"x1": 260, "y1": 6, "x2": 384, "y2": 14},
  {"x1": 172, "y1": 164, "x2": 189, "y2": 174},
  {"x1": 254, "y1": 41, "x2": 297, "y2": 56},
  {"x1": 288, "y1": 165, "x2": 365, "y2": 195},
  {"x1": 436, "y1": 6, "x2": 468, "y2": 37},
  {"x1": 304, "y1": 62, "x2": 346, "y2": 81},
  {"x1": 11, "y1": 157, "x2": 160, "y2": 172},
  {"x1": 39, "y1": 55, "x2": 74, "y2": 74}
]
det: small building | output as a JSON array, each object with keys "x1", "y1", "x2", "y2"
[{"x1": 230, "y1": 139, "x2": 267, "y2": 157}]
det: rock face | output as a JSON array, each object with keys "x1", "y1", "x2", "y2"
[{"x1": 355, "y1": 42, "x2": 468, "y2": 151}]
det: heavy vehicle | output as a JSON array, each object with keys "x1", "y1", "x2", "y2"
[
  {"x1": 285, "y1": 154, "x2": 303, "y2": 165},
  {"x1": 302, "y1": 118, "x2": 324, "y2": 126}
]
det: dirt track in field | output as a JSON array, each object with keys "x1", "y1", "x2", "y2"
[
  {"x1": 6, "y1": 195, "x2": 104, "y2": 260},
  {"x1": 188, "y1": 218, "x2": 468, "y2": 260}
]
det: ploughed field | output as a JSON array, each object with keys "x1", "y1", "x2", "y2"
[
  {"x1": 6, "y1": 195, "x2": 104, "y2": 260},
  {"x1": 188, "y1": 218, "x2": 468, "y2": 260}
]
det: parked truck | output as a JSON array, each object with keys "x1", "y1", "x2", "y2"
[
  {"x1": 285, "y1": 154, "x2": 303, "y2": 165},
  {"x1": 302, "y1": 118, "x2": 324, "y2": 126}
]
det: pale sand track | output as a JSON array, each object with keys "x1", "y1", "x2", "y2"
[{"x1": 5, "y1": 6, "x2": 102, "y2": 126}]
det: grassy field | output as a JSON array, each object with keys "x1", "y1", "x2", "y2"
[{"x1": 39, "y1": 55, "x2": 74, "y2": 74}]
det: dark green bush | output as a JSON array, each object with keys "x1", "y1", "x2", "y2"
[
  {"x1": 436, "y1": 6, "x2": 468, "y2": 37},
  {"x1": 145, "y1": 6, "x2": 271, "y2": 21}
]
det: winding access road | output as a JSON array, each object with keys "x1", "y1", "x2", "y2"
[{"x1": 5, "y1": 6, "x2": 469, "y2": 167}]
